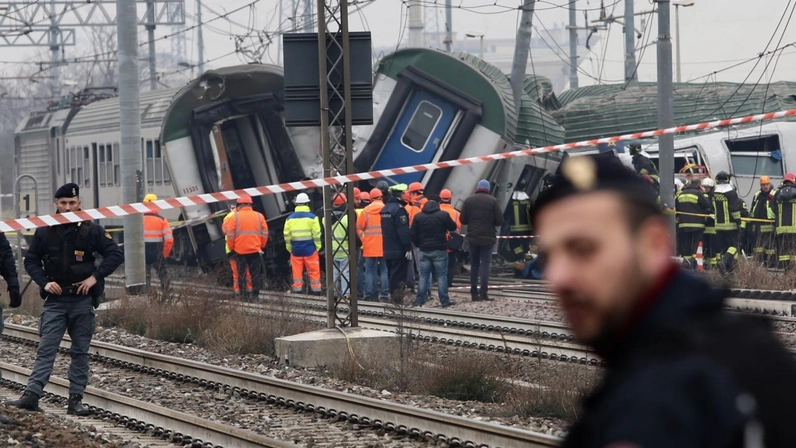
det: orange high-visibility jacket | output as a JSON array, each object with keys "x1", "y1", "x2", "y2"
[
  {"x1": 357, "y1": 200, "x2": 385, "y2": 258},
  {"x1": 143, "y1": 213, "x2": 174, "y2": 258},
  {"x1": 440, "y1": 203, "x2": 462, "y2": 231},
  {"x1": 222, "y1": 206, "x2": 269, "y2": 255}
]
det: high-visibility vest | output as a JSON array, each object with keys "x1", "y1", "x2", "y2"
[
  {"x1": 284, "y1": 205, "x2": 322, "y2": 256},
  {"x1": 357, "y1": 200, "x2": 384, "y2": 258},
  {"x1": 222, "y1": 206, "x2": 269, "y2": 255},
  {"x1": 440, "y1": 203, "x2": 461, "y2": 231},
  {"x1": 322, "y1": 212, "x2": 349, "y2": 259},
  {"x1": 751, "y1": 190, "x2": 776, "y2": 233},
  {"x1": 143, "y1": 212, "x2": 174, "y2": 258},
  {"x1": 405, "y1": 203, "x2": 420, "y2": 225}
]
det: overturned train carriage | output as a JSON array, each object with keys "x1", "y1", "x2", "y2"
[
  {"x1": 159, "y1": 64, "x2": 322, "y2": 278},
  {"x1": 352, "y1": 48, "x2": 564, "y2": 256}
]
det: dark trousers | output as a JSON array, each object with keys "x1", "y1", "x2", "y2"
[
  {"x1": 676, "y1": 228, "x2": 703, "y2": 259},
  {"x1": 237, "y1": 252, "x2": 265, "y2": 297},
  {"x1": 469, "y1": 243, "x2": 494, "y2": 296},
  {"x1": 145, "y1": 259, "x2": 169, "y2": 290},
  {"x1": 387, "y1": 258, "x2": 409, "y2": 296},
  {"x1": 715, "y1": 230, "x2": 740, "y2": 256},
  {"x1": 750, "y1": 225, "x2": 776, "y2": 265},
  {"x1": 27, "y1": 297, "x2": 95, "y2": 397}
]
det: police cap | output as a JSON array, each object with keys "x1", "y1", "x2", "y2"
[
  {"x1": 55, "y1": 183, "x2": 79, "y2": 199},
  {"x1": 532, "y1": 153, "x2": 659, "y2": 226}
]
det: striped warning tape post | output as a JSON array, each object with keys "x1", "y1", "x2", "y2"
[{"x1": 0, "y1": 108, "x2": 794, "y2": 233}]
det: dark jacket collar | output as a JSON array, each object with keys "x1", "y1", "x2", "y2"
[{"x1": 594, "y1": 265, "x2": 724, "y2": 363}]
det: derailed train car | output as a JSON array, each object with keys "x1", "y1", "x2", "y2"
[
  {"x1": 159, "y1": 64, "x2": 322, "y2": 278},
  {"x1": 16, "y1": 65, "x2": 322, "y2": 278},
  {"x1": 352, "y1": 48, "x2": 565, "y2": 257}
]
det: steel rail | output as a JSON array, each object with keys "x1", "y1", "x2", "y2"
[
  {"x1": 0, "y1": 361, "x2": 296, "y2": 448},
  {"x1": 2, "y1": 324, "x2": 560, "y2": 448}
]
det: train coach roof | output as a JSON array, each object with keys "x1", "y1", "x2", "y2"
[
  {"x1": 160, "y1": 64, "x2": 285, "y2": 143},
  {"x1": 377, "y1": 48, "x2": 517, "y2": 142},
  {"x1": 552, "y1": 81, "x2": 796, "y2": 143},
  {"x1": 14, "y1": 107, "x2": 74, "y2": 135},
  {"x1": 65, "y1": 88, "x2": 179, "y2": 138}
]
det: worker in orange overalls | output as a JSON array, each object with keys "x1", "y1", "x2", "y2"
[
  {"x1": 284, "y1": 193, "x2": 323, "y2": 294},
  {"x1": 357, "y1": 188, "x2": 389, "y2": 301},
  {"x1": 143, "y1": 194, "x2": 173, "y2": 290},
  {"x1": 439, "y1": 189, "x2": 463, "y2": 288},
  {"x1": 223, "y1": 206, "x2": 252, "y2": 296},
  {"x1": 223, "y1": 195, "x2": 269, "y2": 301}
]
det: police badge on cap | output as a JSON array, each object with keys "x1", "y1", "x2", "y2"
[{"x1": 55, "y1": 183, "x2": 79, "y2": 199}]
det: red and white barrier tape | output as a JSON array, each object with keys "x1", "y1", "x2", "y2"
[{"x1": 1, "y1": 108, "x2": 793, "y2": 233}]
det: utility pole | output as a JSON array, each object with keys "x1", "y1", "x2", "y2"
[
  {"x1": 146, "y1": 0, "x2": 158, "y2": 90},
  {"x1": 408, "y1": 0, "x2": 423, "y2": 47},
  {"x1": 624, "y1": 0, "x2": 636, "y2": 81},
  {"x1": 509, "y1": 0, "x2": 535, "y2": 109},
  {"x1": 657, "y1": 0, "x2": 675, "y2": 239},
  {"x1": 117, "y1": 0, "x2": 146, "y2": 293},
  {"x1": 444, "y1": 0, "x2": 452, "y2": 51},
  {"x1": 49, "y1": 0, "x2": 60, "y2": 98},
  {"x1": 196, "y1": 0, "x2": 204, "y2": 73},
  {"x1": 568, "y1": 0, "x2": 578, "y2": 89}
]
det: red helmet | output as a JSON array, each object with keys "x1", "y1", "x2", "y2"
[
  {"x1": 369, "y1": 188, "x2": 383, "y2": 199},
  {"x1": 439, "y1": 189, "x2": 452, "y2": 200},
  {"x1": 353, "y1": 187, "x2": 361, "y2": 199},
  {"x1": 408, "y1": 182, "x2": 424, "y2": 194},
  {"x1": 333, "y1": 193, "x2": 347, "y2": 206},
  {"x1": 237, "y1": 194, "x2": 253, "y2": 204},
  {"x1": 360, "y1": 191, "x2": 371, "y2": 201},
  {"x1": 786, "y1": 173, "x2": 796, "y2": 184}
]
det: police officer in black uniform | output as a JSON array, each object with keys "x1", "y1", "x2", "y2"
[
  {"x1": 8, "y1": 183, "x2": 123, "y2": 415},
  {"x1": 0, "y1": 223, "x2": 23, "y2": 423},
  {"x1": 533, "y1": 153, "x2": 796, "y2": 448}
]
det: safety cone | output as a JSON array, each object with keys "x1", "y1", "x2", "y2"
[{"x1": 695, "y1": 241, "x2": 705, "y2": 271}]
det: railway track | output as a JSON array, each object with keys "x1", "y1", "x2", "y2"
[{"x1": 2, "y1": 323, "x2": 560, "y2": 448}]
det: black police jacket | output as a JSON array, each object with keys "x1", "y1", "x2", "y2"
[
  {"x1": 380, "y1": 198, "x2": 411, "y2": 260},
  {"x1": 0, "y1": 233, "x2": 19, "y2": 291},
  {"x1": 563, "y1": 269, "x2": 796, "y2": 448},
  {"x1": 25, "y1": 221, "x2": 124, "y2": 296},
  {"x1": 410, "y1": 201, "x2": 457, "y2": 252}
]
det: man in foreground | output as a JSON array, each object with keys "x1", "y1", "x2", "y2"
[
  {"x1": 533, "y1": 154, "x2": 796, "y2": 448},
  {"x1": 9, "y1": 183, "x2": 123, "y2": 415}
]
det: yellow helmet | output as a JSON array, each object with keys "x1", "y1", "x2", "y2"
[{"x1": 143, "y1": 194, "x2": 158, "y2": 202}]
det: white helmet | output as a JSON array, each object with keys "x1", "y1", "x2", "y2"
[
  {"x1": 675, "y1": 178, "x2": 684, "y2": 191},
  {"x1": 701, "y1": 177, "x2": 715, "y2": 188},
  {"x1": 295, "y1": 193, "x2": 310, "y2": 204}
]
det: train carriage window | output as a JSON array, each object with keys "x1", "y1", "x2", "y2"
[
  {"x1": 164, "y1": 163, "x2": 171, "y2": 184},
  {"x1": 98, "y1": 144, "x2": 106, "y2": 187},
  {"x1": 401, "y1": 101, "x2": 443, "y2": 152},
  {"x1": 154, "y1": 140, "x2": 163, "y2": 184},
  {"x1": 83, "y1": 146, "x2": 90, "y2": 188},
  {"x1": 113, "y1": 143, "x2": 120, "y2": 186},
  {"x1": 56, "y1": 139, "x2": 60, "y2": 175},
  {"x1": 146, "y1": 140, "x2": 155, "y2": 186},
  {"x1": 69, "y1": 147, "x2": 76, "y2": 184},
  {"x1": 726, "y1": 134, "x2": 783, "y2": 176}
]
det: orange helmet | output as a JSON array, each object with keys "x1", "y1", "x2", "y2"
[
  {"x1": 760, "y1": 176, "x2": 771, "y2": 185},
  {"x1": 439, "y1": 189, "x2": 452, "y2": 200},
  {"x1": 353, "y1": 187, "x2": 361, "y2": 199},
  {"x1": 408, "y1": 182, "x2": 424, "y2": 194},
  {"x1": 333, "y1": 193, "x2": 347, "y2": 206},
  {"x1": 369, "y1": 188, "x2": 383, "y2": 199},
  {"x1": 237, "y1": 194, "x2": 253, "y2": 204},
  {"x1": 360, "y1": 191, "x2": 371, "y2": 201}
]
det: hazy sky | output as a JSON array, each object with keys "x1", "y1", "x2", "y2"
[{"x1": 2, "y1": 0, "x2": 796, "y2": 88}]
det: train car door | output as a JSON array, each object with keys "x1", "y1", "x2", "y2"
[{"x1": 373, "y1": 90, "x2": 457, "y2": 184}]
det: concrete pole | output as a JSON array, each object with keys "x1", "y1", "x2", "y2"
[
  {"x1": 408, "y1": 0, "x2": 424, "y2": 47},
  {"x1": 657, "y1": 0, "x2": 676, "y2": 240},
  {"x1": 444, "y1": 0, "x2": 452, "y2": 51},
  {"x1": 117, "y1": 0, "x2": 146, "y2": 293},
  {"x1": 196, "y1": 0, "x2": 205, "y2": 74},
  {"x1": 568, "y1": 0, "x2": 578, "y2": 89},
  {"x1": 49, "y1": 0, "x2": 60, "y2": 98},
  {"x1": 509, "y1": 0, "x2": 535, "y2": 110},
  {"x1": 675, "y1": 4, "x2": 681, "y2": 82},
  {"x1": 624, "y1": 0, "x2": 637, "y2": 81},
  {"x1": 146, "y1": 0, "x2": 158, "y2": 91}
]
